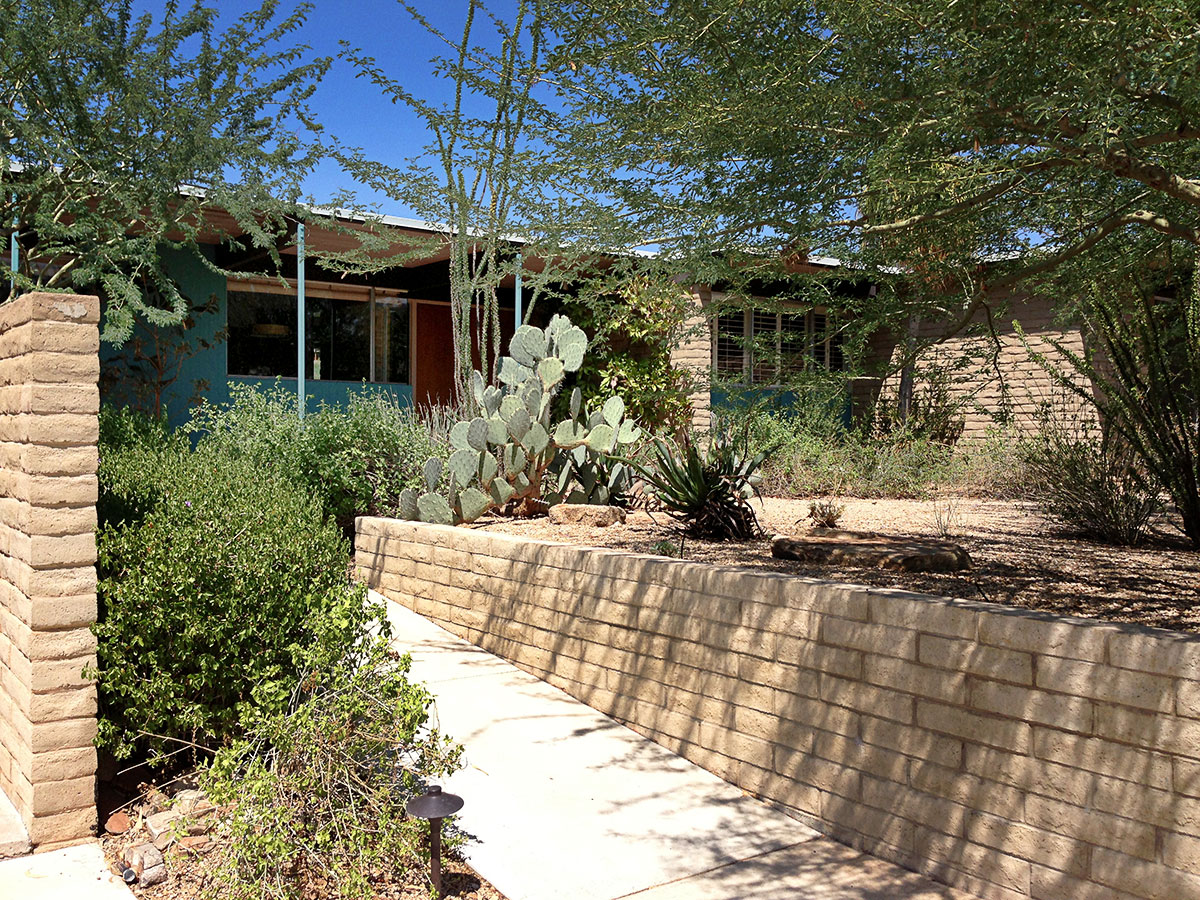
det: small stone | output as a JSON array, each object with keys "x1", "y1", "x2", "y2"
[
  {"x1": 152, "y1": 831, "x2": 175, "y2": 851},
  {"x1": 139, "y1": 862, "x2": 167, "y2": 886},
  {"x1": 548, "y1": 504, "x2": 626, "y2": 527},
  {"x1": 145, "y1": 809, "x2": 182, "y2": 840},
  {"x1": 178, "y1": 835, "x2": 213, "y2": 854},
  {"x1": 103, "y1": 811, "x2": 131, "y2": 835},
  {"x1": 123, "y1": 842, "x2": 164, "y2": 876},
  {"x1": 174, "y1": 789, "x2": 215, "y2": 814}
]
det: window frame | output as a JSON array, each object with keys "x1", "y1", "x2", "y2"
[
  {"x1": 710, "y1": 293, "x2": 846, "y2": 386},
  {"x1": 225, "y1": 276, "x2": 411, "y2": 385}
]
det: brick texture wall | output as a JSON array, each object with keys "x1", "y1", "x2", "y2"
[
  {"x1": 359, "y1": 517, "x2": 1200, "y2": 900},
  {"x1": 669, "y1": 288, "x2": 713, "y2": 431},
  {"x1": 870, "y1": 294, "x2": 1097, "y2": 441},
  {"x1": 0, "y1": 292, "x2": 100, "y2": 851}
]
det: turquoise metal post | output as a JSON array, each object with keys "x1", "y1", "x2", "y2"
[
  {"x1": 514, "y1": 264, "x2": 523, "y2": 326},
  {"x1": 296, "y1": 222, "x2": 306, "y2": 420},
  {"x1": 10, "y1": 193, "x2": 17, "y2": 298}
]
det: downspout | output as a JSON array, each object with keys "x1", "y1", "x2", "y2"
[{"x1": 297, "y1": 222, "x2": 306, "y2": 420}]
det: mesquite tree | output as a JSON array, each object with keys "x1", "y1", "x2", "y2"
[{"x1": 0, "y1": 0, "x2": 327, "y2": 342}]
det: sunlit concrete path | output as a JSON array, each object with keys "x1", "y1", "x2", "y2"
[
  {"x1": 383, "y1": 593, "x2": 972, "y2": 900},
  {"x1": 0, "y1": 842, "x2": 132, "y2": 899}
]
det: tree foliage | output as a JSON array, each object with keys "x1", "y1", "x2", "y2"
[
  {"x1": 0, "y1": 0, "x2": 327, "y2": 341},
  {"x1": 338, "y1": 0, "x2": 576, "y2": 398},
  {"x1": 552, "y1": 1, "x2": 1200, "y2": 324}
]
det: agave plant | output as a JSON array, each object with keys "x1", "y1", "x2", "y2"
[{"x1": 633, "y1": 429, "x2": 769, "y2": 540}]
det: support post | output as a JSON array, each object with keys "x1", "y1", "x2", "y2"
[
  {"x1": 297, "y1": 222, "x2": 306, "y2": 420},
  {"x1": 514, "y1": 265, "x2": 523, "y2": 327}
]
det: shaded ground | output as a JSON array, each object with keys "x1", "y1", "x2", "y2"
[
  {"x1": 476, "y1": 498, "x2": 1200, "y2": 632},
  {"x1": 101, "y1": 814, "x2": 504, "y2": 900}
]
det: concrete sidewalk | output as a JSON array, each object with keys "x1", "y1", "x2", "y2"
[
  {"x1": 384, "y1": 595, "x2": 969, "y2": 900},
  {"x1": 0, "y1": 842, "x2": 131, "y2": 900}
]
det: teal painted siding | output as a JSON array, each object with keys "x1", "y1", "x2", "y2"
[{"x1": 100, "y1": 245, "x2": 414, "y2": 429}]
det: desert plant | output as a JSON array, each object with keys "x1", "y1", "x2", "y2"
[
  {"x1": 1023, "y1": 278, "x2": 1200, "y2": 547},
  {"x1": 807, "y1": 498, "x2": 845, "y2": 529},
  {"x1": 399, "y1": 315, "x2": 641, "y2": 524},
  {"x1": 186, "y1": 383, "x2": 450, "y2": 532},
  {"x1": 931, "y1": 495, "x2": 963, "y2": 538},
  {"x1": 203, "y1": 638, "x2": 463, "y2": 900},
  {"x1": 651, "y1": 539, "x2": 685, "y2": 558},
  {"x1": 634, "y1": 430, "x2": 768, "y2": 540},
  {"x1": 1021, "y1": 417, "x2": 1161, "y2": 546},
  {"x1": 548, "y1": 396, "x2": 641, "y2": 506},
  {"x1": 94, "y1": 443, "x2": 377, "y2": 762}
]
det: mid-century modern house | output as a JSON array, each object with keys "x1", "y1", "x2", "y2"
[{"x1": 82, "y1": 204, "x2": 1090, "y2": 439}]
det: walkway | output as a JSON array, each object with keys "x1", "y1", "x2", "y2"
[
  {"x1": 384, "y1": 595, "x2": 971, "y2": 900},
  {"x1": 0, "y1": 842, "x2": 131, "y2": 900}
]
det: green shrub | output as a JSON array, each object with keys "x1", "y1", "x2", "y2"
[
  {"x1": 94, "y1": 443, "x2": 378, "y2": 762},
  {"x1": 186, "y1": 383, "x2": 450, "y2": 530},
  {"x1": 202, "y1": 638, "x2": 462, "y2": 900},
  {"x1": 1021, "y1": 417, "x2": 1161, "y2": 546}
]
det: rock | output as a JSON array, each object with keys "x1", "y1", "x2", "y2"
[
  {"x1": 145, "y1": 809, "x2": 182, "y2": 840},
  {"x1": 123, "y1": 842, "x2": 165, "y2": 882},
  {"x1": 548, "y1": 504, "x2": 626, "y2": 527},
  {"x1": 178, "y1": 835, "x2": 213, "y2": 854},
  {"x1": 174, "y1": 789, "x2": 216, "y2": 818},
  {"x1": 772, "y1": 530, "x2": 972, "y2": 572},
  {"x1": 152, "y1": 831, "x2": 175, "y2": 851},
  {"x1": 103, "y1": 811, "x2": 131, "y2": 835},
  {"x1": 140, "y1": 862, "x2": 167, "y2": 886}
]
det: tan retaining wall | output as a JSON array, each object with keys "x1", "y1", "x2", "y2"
[
  {"x1": 0, "y1": 293, "x2": 100, "y2": 851},
  {"x1": 359, "y1": 517, "x2": 1200, "y2": 900}
]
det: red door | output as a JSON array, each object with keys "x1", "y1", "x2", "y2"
[{"x1": 412, "y1": 301, "x2": 517, "y2": 409}]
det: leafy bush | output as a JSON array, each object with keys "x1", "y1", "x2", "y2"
[
  {"x1": 1021, "y1": 416, "x2": 1161, "y2": 546},
  {"x1": 203, "y1": 638, "x2": 462, "y2": 900},
  {"x1": 94, "y1": 431, "x2": 379, "y2": 761},
  {"x1": 1024, "y1": 278, "x2": 1200, "y2": 548},
  {"x1": 186, "y1": 382, "x2": 450, "y2": 531},
  {"x1": 635, "y1": 429, "x2": 767, "y2": 539}
]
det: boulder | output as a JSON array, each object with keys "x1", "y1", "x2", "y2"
[
  {"x1": 548, "y1": 504, "x2": 626, "y2": 527},
  {"x1": 772, "y1": 530, "x2": 971, "y2": 572}
]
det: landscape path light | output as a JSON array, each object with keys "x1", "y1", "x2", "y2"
[{"x1": 406, "y1": 784, "x2": 464, "y2": 897}]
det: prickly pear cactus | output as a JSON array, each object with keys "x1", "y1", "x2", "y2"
[
  {"x1": 402, "y1": 314, "x2": 642, "y2": 525},
  {"x1": 548, "y1": 389, "x2": 643, "y2": 506}
]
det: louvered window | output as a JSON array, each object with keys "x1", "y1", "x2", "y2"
[{"x1": 713, "y1": 304, "x2": 846, "y2": 384}]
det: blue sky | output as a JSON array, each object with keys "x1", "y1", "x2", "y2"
[{"x1": 150, "y1": 1, "x2": 528, "y2": 215}]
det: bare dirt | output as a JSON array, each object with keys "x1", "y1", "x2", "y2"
[
  {"x1": 100, "y1": 807, "x2": 504, "y2": 900},
  {"x1": 476, "y1": 497, "x2": 1200, "y2": 632}
]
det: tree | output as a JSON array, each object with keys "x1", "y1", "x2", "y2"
[
  {"x1": 337, "y1": 0, "x2": 572, "y2": 398},
  {"x1": 552, "y1": 1, "x2": 1200, "y2": 328},
  {"x1": 0, "y1": 0, "x2": 327, "y2": 342}
]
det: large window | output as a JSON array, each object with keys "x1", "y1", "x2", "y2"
[
  {"x1": 713, "y1": 303, "x2": 846, "y2": 384},
  {"x1": 227, "y1": 279, "x2": 409, "y2": 384}
]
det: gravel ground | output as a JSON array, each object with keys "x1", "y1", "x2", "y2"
[
  {"x1": 475, "y1": 497, "x2": 1200, "y2": 632},
  {"x1": 102, "y1": 818, "x2": 505, "y2": 900}
]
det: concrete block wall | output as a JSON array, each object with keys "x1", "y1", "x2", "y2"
[
  {"x1": 0, "y1": 293, "x2": 100, "y2": 851},
  {"x1": 879, "y1": 294, "x2": 1097, "y2": 441},
  {"x1": 359, "y1": 517, "x2": 1200, "y2": 900},
  {"x1": 669, "y1": 288, "x2": 713, "y2": 431}
]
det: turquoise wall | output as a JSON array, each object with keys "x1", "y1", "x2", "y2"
[{"x1": 100, "y1": 246, "x2": 414, "y2": 429}]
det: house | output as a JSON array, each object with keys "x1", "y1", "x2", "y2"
[{"x1": 84, "y1": 202, "x2": 1090, "y2": 441}]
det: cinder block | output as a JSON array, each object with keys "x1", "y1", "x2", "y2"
[
  {"x1": 977, "y1": 610, "x2": 1109, "y2": 662},
  {"x1": 821, "y1": 617, "x2": 917, "y2": 660},
  {"x1": 1037, "y1": 656, "x2": 1173, "y2": 713},
  {"x1": 919, "y1": 633, "x2": 1033, "y2": 685},
  {"x1": 968, "y1": 678, "x2": 1093, "y2": 733},
  {"x1": 1034, "y1": 728, "x2": 1172, "y2": 791},
  {"x1": 1025, "y1": 794, "x2": 1156, "y2": 859},
  {"x1": 1091, "y1": 846, "x2": 1200, "y2": 899},
  {"x1": 30, "y1": 774, "x2": 94, "y2": 816},
  {"x1": 864, "y1": 656, "x2": 967, "y2": 705},
  {"x1": 26, "y1": 804, "x2": 96, "y2": 845},
  {"x1": 916, "y1": 700, "x2": 1031, "y2": 753}
]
